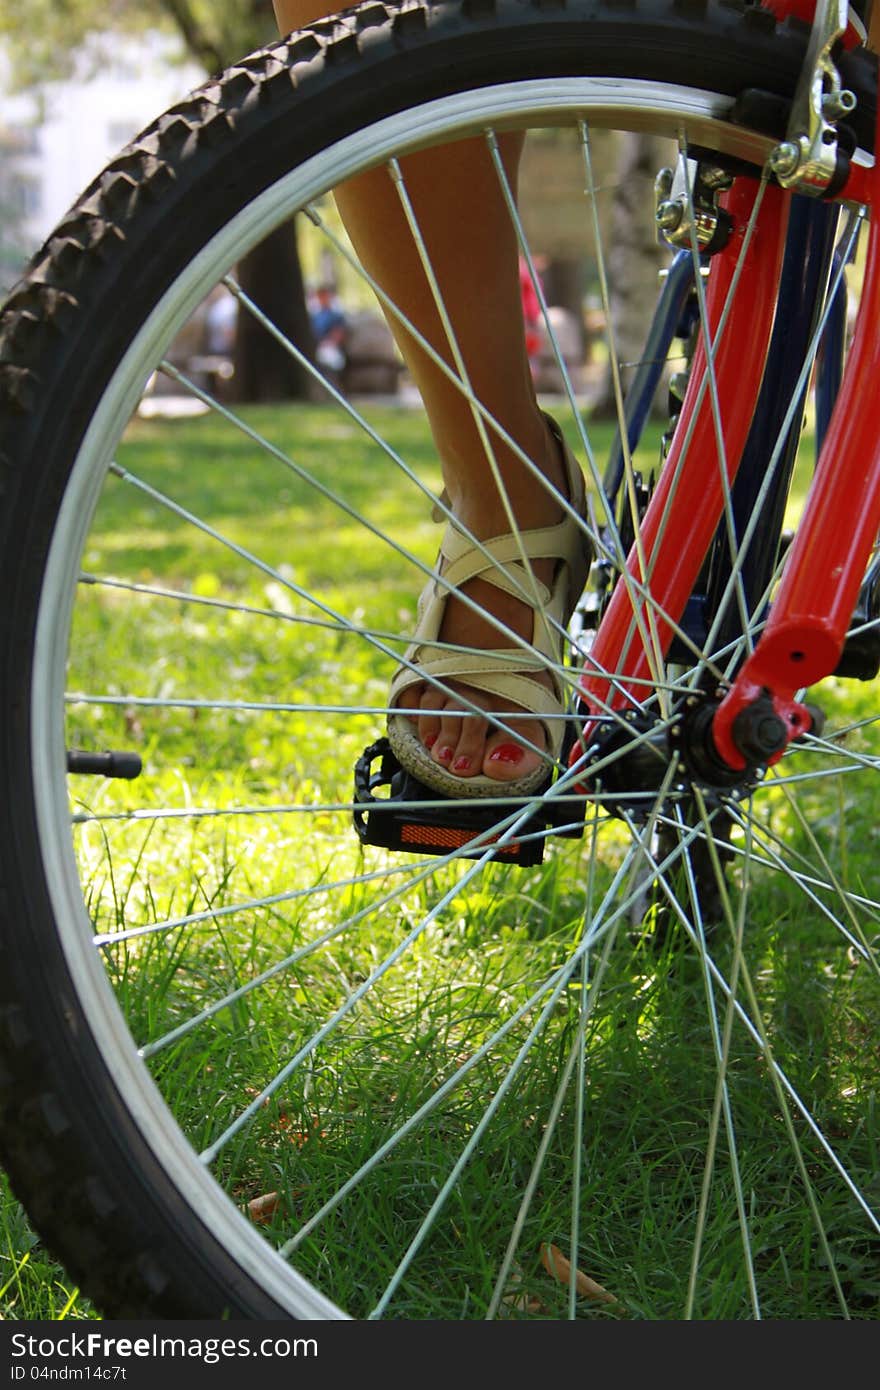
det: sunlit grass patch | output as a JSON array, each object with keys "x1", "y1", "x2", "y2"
[{"x1": 9, "y1": 399, "x2": 870, "y2": 1318}]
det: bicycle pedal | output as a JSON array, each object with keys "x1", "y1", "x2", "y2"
[{"x1": 353, "y1": 738, "x2": 583, "y2": 868}]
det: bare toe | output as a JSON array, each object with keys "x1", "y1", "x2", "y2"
[
  {"x1": 446, "y1": 696, "x2": 489, "y2": 778},
  {"x1": 432, "y1": 704, "x2": 464, "y2": 767},
  {"x1": 482, "y1": 720, "x2": 546, "y2": 783},
  {"x1": 406, "y1": 684, "x2": 444, "y2": 749}
]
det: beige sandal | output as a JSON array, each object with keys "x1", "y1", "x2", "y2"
[{"x1": 387, "y1": 417, "x2": 591, "y2": 799}]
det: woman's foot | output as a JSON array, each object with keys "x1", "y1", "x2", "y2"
[
  {"x1": 390, "y1": 416, "x2": 589, "y2": 793},
  {"x1": 397, "y1": 556, "x2": 560, "y2": 786}
]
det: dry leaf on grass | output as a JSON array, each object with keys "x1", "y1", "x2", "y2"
[
  {"x1": 500, "y1": 1266, "x2": 549, "y2": 1316},
  {"x1": 247, "y1": 1191, "x2": 280, "y2": 1224},
  {"x1": 275, "y1": 1112, "x2": 327, "y2": 1146},
  {"x1": 540, "y1": 1243, "x2": 619, "y2": 1307},
  {"x1": 243, "y1": 1086, "x2": 270, "y2": 1107}
]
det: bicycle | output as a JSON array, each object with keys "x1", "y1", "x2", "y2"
[{"x1": 0, "y1": 0, "x2": 878, "y2": 1320}]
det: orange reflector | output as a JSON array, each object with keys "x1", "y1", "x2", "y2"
[{"x1": 400, "y1": 823, "x2": 520, "y2": 856}]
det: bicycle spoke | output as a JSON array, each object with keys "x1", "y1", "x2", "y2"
[
  {"x1": 674, "y1": 803, "x2": 761, "y2": 1319},
  {"x1": 10, "y1": 46, "x2": 872, "y2": 1322},
  {"x1": 484, "y1": 913, "x2": 619, "y2": 1320}
]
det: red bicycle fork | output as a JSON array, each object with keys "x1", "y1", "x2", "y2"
[{"x1": 576, "y1": 101, "x2": 880, "y2": 775}]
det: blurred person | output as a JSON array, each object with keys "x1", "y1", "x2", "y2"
[
  {"x1": 205, "y1": 285, "x2": 237, "y2": 356},
  {"x1": 309, "y1": 280, "x2": 348, "y2": 378},
  {"x1": 519, "y1": 252, "x2": 547, "y2": 384}
]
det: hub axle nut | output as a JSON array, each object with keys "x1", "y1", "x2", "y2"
[{"x1": 731, "y1": 695, "x2": 788, "y2": 762}]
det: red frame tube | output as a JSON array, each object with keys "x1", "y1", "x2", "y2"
[
  {"x1": 712, "y1": 136, "x2": 880, "y2": 765},
  {"x1": 576, "y1": 70, "x2": 880, "y2": 771},
  {"x1": 577, "y1": 179, "x2": 790, "y2": 730}
]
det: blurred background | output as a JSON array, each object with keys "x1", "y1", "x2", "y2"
[{"x1": 1, "y1": 0, "x2": 674, "y2": 418}]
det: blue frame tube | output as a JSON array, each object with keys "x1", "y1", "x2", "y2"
[{"x1": 601, "y1": 248, "x2": 694, "y2": 501}]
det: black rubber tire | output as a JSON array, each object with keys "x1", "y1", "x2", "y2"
[{"x1": 0, "y1": 0, "x2": 876, "y2": 1319}]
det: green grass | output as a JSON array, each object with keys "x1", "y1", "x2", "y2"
[
  {"x1": 4, "y1": 400, "x2": 878, "y2": 1320},
  {"x1": 1, "y1": 1173, "x2": 97, "y2": 1320}
]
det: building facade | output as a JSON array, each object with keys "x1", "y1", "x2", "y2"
[{"x1": 1, "y1": 32, "x2": 200, "y2": 291}]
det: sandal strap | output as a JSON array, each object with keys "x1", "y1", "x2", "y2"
[
  {"x1": 439, "y1": 518, "x2": 583, "y2": 603},
  {"x1": 389, "y1": 416, "x2": 590, "y2": 765}
]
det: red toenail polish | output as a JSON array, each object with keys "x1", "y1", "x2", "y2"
[
  {"x1": 436, "y1": 745, "x2": 453, "y2": 764},
  {"x1": 488, "y1": 743, "x2": 524, "y2": 765},
  {"x1": 453, "y1": 756, "x2": 471, "y2": 772},
  {"x1": 424, "y1": 733, "x2": 437, "y2": 749}
]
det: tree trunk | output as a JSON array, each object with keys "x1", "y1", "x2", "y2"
[
  {"x1": 591, "y1": 132, "x2": 673, "y2": 419},
  {"x1": 231, "y1": 216, "x2": 317, "y2": 402},
  {"x1": 155, "y1": 2, "x2": 316, "y2": 401},
  {"x1": 541, "y1": 257, "x2": 587, "y2": 357}
]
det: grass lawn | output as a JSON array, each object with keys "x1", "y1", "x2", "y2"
[
  {"x1": 2, "y1": 399, "x2": 877, "y2": 1320},
  {"x1": 0, "y1": 1170, "x2": 97, "y2": 1320}
]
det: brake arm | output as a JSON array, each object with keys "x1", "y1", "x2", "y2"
[{"x1": 768, "y1": 0, "x2": 857, "y2": 194}]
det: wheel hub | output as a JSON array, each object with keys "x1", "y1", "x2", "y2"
[{"x1": 582, "y1": 694, "x2": 768, "y2": 821}]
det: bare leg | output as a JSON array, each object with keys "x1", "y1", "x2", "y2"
[{"x1": 275, "y1": 0, "x2": 577, "y2": 784}]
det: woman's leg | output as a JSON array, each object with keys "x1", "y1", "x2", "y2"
[{"x1": 274, "y1": 0, "x2": 578, "y2": 784}]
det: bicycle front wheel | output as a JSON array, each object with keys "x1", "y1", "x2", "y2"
[{"x1": 0, "y1": 0, "x2": 877, "y2": 1319}]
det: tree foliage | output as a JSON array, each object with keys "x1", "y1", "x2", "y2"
[
  {"x1": 0, "y1": 0, "x2": 278, "y2": 90},
  {"x1": 1, "y1": 0, "x2": 314, "y2": 399}
]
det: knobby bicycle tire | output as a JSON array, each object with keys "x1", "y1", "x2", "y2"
[{"x1": 0, "y1": 0, "x2": 877, "y2": 1320}]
